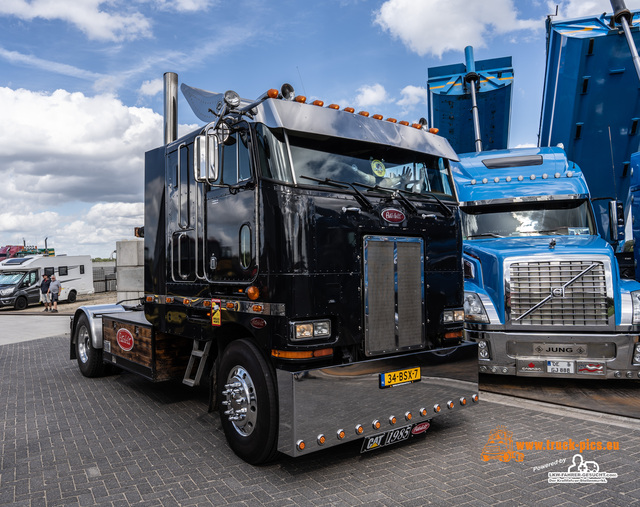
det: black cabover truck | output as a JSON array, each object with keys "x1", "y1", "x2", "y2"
[{"x1": 70, "y1": 73, "x2": 478, "y2": 464}]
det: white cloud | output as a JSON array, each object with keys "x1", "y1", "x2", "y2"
[
  {"x1": 0, "y1": 86, "x2": 164, "y2": 257},
  {"x1": 139, "y1": 78, "x2": 164, "y2": 96},
  {"x1": 0, "y1": 0, "x2": 152, "y2": 42},
  {"x1": 397, "y1": 85, "x2": 427, "y2": 108},
  {"x1": 374, "y1": 0, "x2": 541, "y2": 58},
  {"x1": 355, "y1": 83, "x2": 388, "y2": 107},
  {"x1": 154, "y1": 0, "x2": 216, "y2": 11}
]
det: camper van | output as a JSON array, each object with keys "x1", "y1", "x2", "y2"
[{"x1": 0, "y1": 255, "x2": 94, "y2": 310}]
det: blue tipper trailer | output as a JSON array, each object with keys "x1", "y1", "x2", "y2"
[
  {"x1": 427, "y1": 47, "x2": 513, "y2": 154},
  {"x1": 538, "y1": 6, "x2": 640, "y2": 251}
]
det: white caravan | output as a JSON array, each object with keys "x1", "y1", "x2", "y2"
[{"x1": 0, "y1": 255, "x2": 94, "y2": 310}]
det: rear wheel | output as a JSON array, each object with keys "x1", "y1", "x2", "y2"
[
  {"x1": 218, "y1": 339, "x2": 278, "y2": 464},
  {"x1": 14, "y1": 296, "x2": 27, "y2": 310},
  {"x1": 68, "y1": 290, "x2": 77, "y2": 303},
  {"x1": 75, "y1": 314, "x2": 105, "y2": 377}
]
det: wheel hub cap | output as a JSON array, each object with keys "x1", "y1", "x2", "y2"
[{"x1": 222, "y1": 366, "x2": 257, "y2": 436}]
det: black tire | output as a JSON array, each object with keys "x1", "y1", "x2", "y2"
[
  {"x1": 218, "y1": 339, "x2": 278, "y2": 464},
  {"x1": 74, "y1": 314, "x2": 106, "y2": 377},
  {"x1": 14, "y1": 296, "x2": 27, "y2": 311},
  {"x1": 68, "y1": 290, "x2": 77, "y2": 303}
]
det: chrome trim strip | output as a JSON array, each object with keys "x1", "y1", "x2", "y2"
[
  {"x1": 620, "y1": 291, "x2": 634, "y2": 325},
  {"x1": 460, "y1": 193, "x2": 588, "y2": 207},
  {"x1": 477, "y1": 292, "x2": 500, "y2": 324}
]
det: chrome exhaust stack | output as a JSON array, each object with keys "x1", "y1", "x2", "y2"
[{"x1": 164, "y1": 72, "x2": 178, "y2": 145}]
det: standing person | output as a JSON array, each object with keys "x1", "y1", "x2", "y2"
[
  {"x1": 40, "y1": 274, "x2": 51, "y2": 311},
  {"x1": 48, "y1": 274, "x2": 61, "y2": 313}
]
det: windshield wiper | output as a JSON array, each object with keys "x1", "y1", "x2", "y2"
[
  {"x1": 398, "y1": 189, "x2": 453, "y2": 217},
  {"x1": 300, "y1": 175, "x2": 374, "y2": 210},
  {"x1": 352, "y1": 182, "x2": 421, "y2": 215},
  {"x1": 467, "y1": 232, "x2": 503, "y2": 239}
]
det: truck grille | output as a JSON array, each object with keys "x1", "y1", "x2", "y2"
[
  {"x1": 507, "y1": 258, "x2": 611, "y2": 327},
  {"x1": 363, "y1": 236, "x2": 424, "y2": 356}
]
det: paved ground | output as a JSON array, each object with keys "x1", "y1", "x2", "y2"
[{"x1": 1, "y1": 328, "x2": 639, "y2": 506}]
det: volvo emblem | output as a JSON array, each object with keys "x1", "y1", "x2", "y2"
[
  {"x1": 381, "y1": 208, "x2": 406, "y2": 223},
  {"x1": 551, "y1": 287, "x2": 564, "y2": 297}
]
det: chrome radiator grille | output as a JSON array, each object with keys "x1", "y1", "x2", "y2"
[
  {"x1": 364, "y1": 236, "x2": 424, "y2": 356},
  {"x1": 507, "y1": 258, "x2": 611, "y2": 327}
]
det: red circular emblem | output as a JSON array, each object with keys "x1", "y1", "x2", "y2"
[
  {"x1": 411, "y1": 422, "x2": 431, "y2": 435},
  {"x1": 250, "y1": 317, "x2": 267, "y2": 329},
  {"x1": 381, "y1": 208, "x2": 406, "y2": 223},
  {"x1": 116, "y1": 328, "x2": 134, "y2": 351}
]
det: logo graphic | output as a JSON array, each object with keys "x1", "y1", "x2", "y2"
[
  {"x1": 577, "y1": 362, "x2": 605, "y2": 374},
  {"x1": 411, "y1": 422, "x2": 431, "y2": 435},
  {"x1": 116, "y1": 328, "x2": 134, "y2": 351},
  {"x1": 371, "y1": 159, "x2": 386, "y2": 177},
  {"x1": 381, "y1": 208, "x2": 406, "y2": 224},
  {"x1": 548, "y1": 454, "x2": 618, "y2": 483},
  {"x1": 481, "y1": 426, "x2": 525, "y2": 463},
  {"x1": 250, "y1": 317, "x2": 267, "y2": 329}
]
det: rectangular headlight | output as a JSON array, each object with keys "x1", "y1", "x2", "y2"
[{"x1": 293, "y1": 320, "x2": 331, "y2": 340}]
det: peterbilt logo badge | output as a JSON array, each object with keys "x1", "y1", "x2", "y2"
[
  {"x1": 381, "y1": 208, "x2": 405, "y2": 223},
  {"x1": 116, "y1": 328, "x2": 134, "y2": 351}
]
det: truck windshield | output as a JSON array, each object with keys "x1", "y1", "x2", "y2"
[
  {"x1": 254, "y1": 124, "x2": 455, "y2": 199},
  {"x1": 0, "y1": 272, "x2": 25, "y2": 285},
  {"x1": 461, "y1": 200, "x2": 596, "y2": 239}
]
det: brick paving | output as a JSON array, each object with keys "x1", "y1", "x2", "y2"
[{"x1": 1, "y1": 335, "x2": 639, "y2": 506}]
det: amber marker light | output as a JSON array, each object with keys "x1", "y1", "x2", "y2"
[
  {"x1": 434, "y1": 404, "x2": 441, "y2": 413},
  {"x1": 405, "y1": 412, "x2": 412, "y2": 421},
  {"x1": 420, "y1": 408, "x2": 427, "y2": 417},
  {"x1": 429, "y1": 127, "x2": 440, "y2": 134},
  {"x1": 372, "y1": 419, "x2": 381, "y2": 430},
  {"x1": 317, "y1": 434, "x2": 326, "y2": 445},
  {"x1": 182, "y1": 299, "x2": 191, "y2": 306},
  {"x1": 385, "y1": 118, "x2": 397, "y2": 123},
  {"x1": 252, "y1": 304, "x2": 264, "y2": 313},
  {"x1": 358, "y1": 111, "x2": 370, "y2": 117},
  {"x1": 399, "y1": 120, "x2": 410, "y2": 126},
  {"x1": 472, "y1": 394, "x2": 479, "y2": 403},
  {"x1": 203, "y1": 300, "x2": 211, "y2": 307},
  {"x1": 328, "y1": 104, "x2": 340, "y2": 109},
  {"x1": 445, "y1": 330, "x2": 463, "y2": 340},
  {"x1": 447, "y1": 400, "x2": 454, "y2": 409},
  {"x1": 145, "y1": 296, "x2": 154, "y2": 302},
  {"x1": 295, "y1": 95, "x2": 307, "y2": 103},
  {"x1": 412, "y1": 123, "x2": 423, "y2": 129},
  {"x1": 372, "y1": 114, "x2": 383, "y2": 120},
  {"x1": 389, "y1": 415, "x2": 397, "y2": 425},
  {"x1": 343, "y1": 107, "x2": 355, "y2": 113},
  {"x1": 460, "y1": 397, "x2": 467, "y2": 406},
  {"x1": 267, "y1": 89, "x2": 279, "y2": 98},
  {"x1": 296, "y1": 440, "x2": 306, "y2": 451},
  {"x1": 247, "y1": 286, "x2": 259, "y2": 300},
  {"x1": 337, "y1": 429, "x2": 346, "y2": 440},
  {"x1": 166, "y1": 297, "x2": 174, "y2": 303},
  {"x1": 271, "y1": 348, "x2": 333, "y2": 359},
  {"x1": 355, "y1": 424, "x2": 364, "y2": 435},
  {"x1": 312, "y1": 100, "x2": 324, "y2": 107}
]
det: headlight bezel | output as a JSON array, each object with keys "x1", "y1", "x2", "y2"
[
  {"x1": 292, "y1": 319, "x2": 332, "y2": 341},
  {"x1": 464, "y1": 291, "x2": 490, "y2": 323}
]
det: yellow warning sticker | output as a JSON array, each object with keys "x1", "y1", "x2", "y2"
[{"x1": 211, "y1": 299, "x2": 221, "y2": 327}]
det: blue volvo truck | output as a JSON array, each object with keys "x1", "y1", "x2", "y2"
[{"x1": 452, "y1": 146, "x2": 640, "y2": 379}]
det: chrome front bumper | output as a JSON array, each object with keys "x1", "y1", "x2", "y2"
[
  {"x1": 276, "y1": 342, "x2": 478, "y2": 457},
  {"x1": 467, "y1": 329, "x2": 640, "y2": 379}
]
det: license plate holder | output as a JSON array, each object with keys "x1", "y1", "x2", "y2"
[
  {"x1": 379, "y1": 367, "x2": 421, "y2": 389},
  {"x1": 546, "y1": 360, "x2": 574, "y2": 374}
]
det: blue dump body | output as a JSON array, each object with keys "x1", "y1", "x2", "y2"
[
  {"x1": 427, "y1": 56, "x2": 513, "y2": 154},
  {"x1": 450, "y1": 146, "x2": 640, "y2": 379},
  {"x1": 539, "y1": 10, "x2": 640, "y2": 246}
]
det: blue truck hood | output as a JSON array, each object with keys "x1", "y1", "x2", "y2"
[{"x1": 464, "y1": 235, "x2": 619, "y2": 324}]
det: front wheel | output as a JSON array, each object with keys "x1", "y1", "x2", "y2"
[
  {"x1": 68, "y1": 290, "x2": 77, "y2": 303},
  {"x1": 74, "y1": 314, "x2": 106, "y2": 377},
  {"x1": 218, "y1": 339, "x2": 278, "y2": 464},
  {"x1": 14, "y1": 296, "x2": 27, "y2": 310}
]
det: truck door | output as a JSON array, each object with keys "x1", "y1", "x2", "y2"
[
  {"x1": 205, "y1": 127, "x2": 257, "y2": 282},
  {"x1": 23, "y1": 270, "x2": 40, "y2": 304},
  {"x1": 166, "y1": 142, "x2": 198, "y2": 282}
]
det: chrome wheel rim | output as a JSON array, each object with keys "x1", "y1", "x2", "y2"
[
  {"x1": 77, "y1": 325, "x2": 90, "y2": 364},
  {"x1": 222, "y1": 366, "x2": 257, "y2": 437}
]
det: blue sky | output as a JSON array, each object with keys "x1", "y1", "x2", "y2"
[{"x1": 1, "y1": 0, "x2": 639, "y2": 258}]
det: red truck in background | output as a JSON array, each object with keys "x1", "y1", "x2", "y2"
[{"x1": 0, "y1": 246, "x2": 25, "y2": 260}]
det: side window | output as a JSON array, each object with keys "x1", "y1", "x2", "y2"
[
  {"x1": 59, "y1": 266, "x2": 68, "y2": 276},
  {"x1": 222, "y1": 137, "x2": 238, "y2": 185},
  {"x1": 44, "y1": 267, "x2": 54, "y2": 276},
  {"x1": 80, "y1": 265, "x2": 85, "y2": 275}
]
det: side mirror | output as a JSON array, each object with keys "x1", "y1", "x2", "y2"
[
  {"x1": 194, "y1": 132, "x2": 219, "y2": 183},
  {"x1": 609, "y1": 200, "x2": 625, "y2": 242}
]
